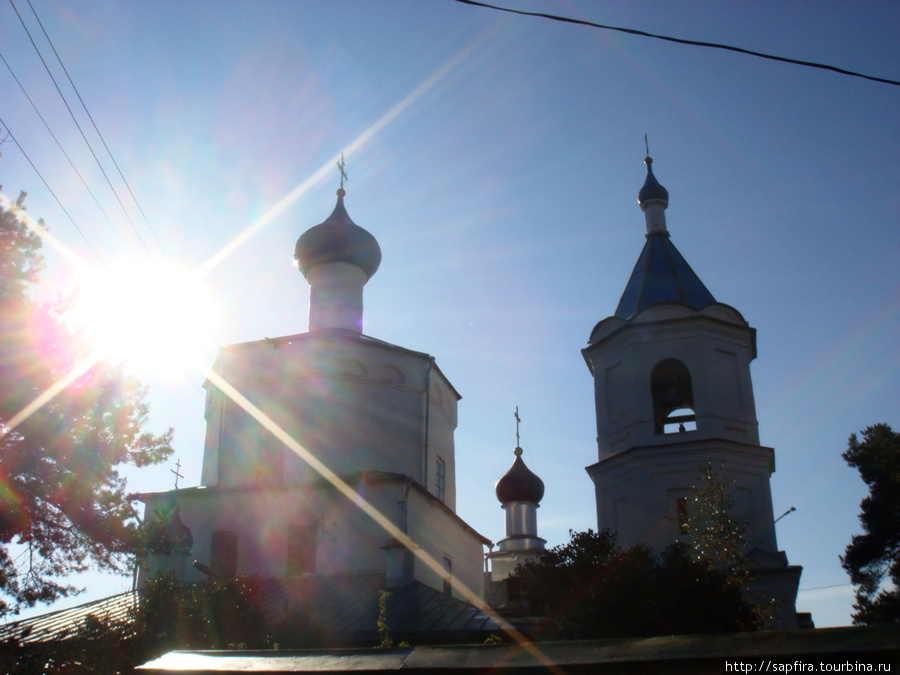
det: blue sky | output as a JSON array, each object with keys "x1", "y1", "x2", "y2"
[{"x1": 2, "y1": 1, "x2": 898, "y2": 627}]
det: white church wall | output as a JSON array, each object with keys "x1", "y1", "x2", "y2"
[
  {"x1": 198, "y1": 334, "x2": 461, "y2": 504},
  {"x1": 405, "y1": 487, "x2": 486, "y2": 600},
  {"x1": 587, "y1": 442, "x2": 777, "y2": 554},
  {"x1": 585, "y1": 308, "x2": 759, "y2": 459}
]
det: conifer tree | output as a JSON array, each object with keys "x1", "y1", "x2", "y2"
[
  {"x1": 0, "y1": 192, "x2": 173, "y2": 617},
  {"x1": 841, "y1": 424, "x2": 900, "y2": 624}
]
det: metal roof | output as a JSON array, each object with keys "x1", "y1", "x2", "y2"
[
  {"x1": 614, "y1": 232, "x2": 716, "y2": 320},
  {"x1": 0, "y1": 575, "x2": 507, "y2": 649},
  {"x1": 0, "y1": 591, "x2": 137, "y2": 645}
]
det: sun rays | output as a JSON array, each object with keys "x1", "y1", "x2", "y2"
[{"x1": 1, "y1": 36, "x2": 567, "y2": 668}]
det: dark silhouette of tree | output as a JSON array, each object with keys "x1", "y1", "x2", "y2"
[
  {"x1": 0, "y1": 192, "x2": 173, "y2": 618},
  {"x1": 511, "y1": 529, "x2": 760, "y2": 640},
  {"x1": 841, "y1": 423, "x2": 900, "y2": 624}
]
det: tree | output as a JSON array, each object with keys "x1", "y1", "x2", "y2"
[
  {"x1": 841, "y1": 424, "x2": 900, "y2": 624},
  {"x1": 511, "y1": 529, "x2": 761, "y2": 640},
  {"x1": 678, "y1": 459, "x2": 750, "y2": 583},
  {"x1": 0, "y1": 192, "x2": 173, "y2": 617},
  {"x1": 678, "y1": 459, "x2": 777, "y2": 627}
]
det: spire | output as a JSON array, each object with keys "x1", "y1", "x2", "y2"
[{"x1": 613, "y1": 154, "x2": 716, "y2": 320}]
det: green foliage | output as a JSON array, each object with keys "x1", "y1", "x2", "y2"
[
  {"x1": 136, "y1": 573, "x2": 269, "y2": 654},
  {"x1": 679, "y1": 459, "x2": 750, "y2": 582},
  {"x1": 0, "y1": 193, "x2": 173, "y2": 618},
  {"x1": 678, "y1": 459, "x2": 777, "y2": 627},
  {"x1": 841, "y1": 424, "x2": 900, "y2": 624},
  {"x1": 376, "y1": 589, "x2": 393, "y2": 648},
  {"x1": 511, "y1": 528, "x2": 762, "y2": 640}
]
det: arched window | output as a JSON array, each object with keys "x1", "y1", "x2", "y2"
[{"x1": 651, "y1": 359, "x2": 696, "y2": 434}]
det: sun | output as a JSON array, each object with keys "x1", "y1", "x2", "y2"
[{"x1": 69, "y1": 260, "x2": 217, "y2": 377}]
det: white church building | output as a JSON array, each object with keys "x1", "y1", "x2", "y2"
[
  {"x1": 138, "y1": 185, "x2": 503, "y2": 643},
  {"x1": 137, "y1": 155, "x2": 801, "y2": 637}
]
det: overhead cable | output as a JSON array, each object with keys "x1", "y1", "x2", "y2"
[
  {"x1": 0, "y1": 50, "x2": 137, "y2": 258},
  {"x1": 0, "y1": 116, "x2": 108, "y2": 270},
  {"x1": 25, "y1": 0, "x2": 171, "y2": 263},
  {"x1": 453, "y1": 0, "x2": 900, "y2": 87},
  {"x1": 8, "y1": 0, "x2": 155, "y2": 259}
]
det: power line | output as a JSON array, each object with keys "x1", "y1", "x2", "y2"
[
  {"x1": 0, "y1": 50, "x2": 138, "y2": 258},
  {"x1": 0, "y1": 115, "x2": 108, "y2": 270},
  {"x1": 8, "y1": 0, "x2": 155, "y2": 259},
  {"x1": 452, "y1": 0, "x2": 900, "y2": 88},
  {"x1": 24, "y1": 0, "x2": 171, "y2": 264}
]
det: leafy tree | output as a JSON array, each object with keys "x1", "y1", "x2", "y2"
[
  {"x1": 511, "y1": 529, "x2": 760, "y2": 640},
  {"x1": 0, "y1": 192, "x2": 173, "y2": 617},
  {"x1": 841, "y1": 423, "x2": 900, "y2": 624}
]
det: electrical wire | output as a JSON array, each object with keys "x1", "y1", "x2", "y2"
[
  {"x1": 0, "y1": 115, "x2": 108, "y2": 270},
  {"x1": 8, "y1": 0, "x2": 155, "y2": 259},
  {"x1": 453, "y1": 0, "x2": 900, "y2": 88},
  {"x1": 24, "y1": 0, "x2": 171, "y2": 264},
  {"x1": 0, "y1": 51, "x2": 138, "y2": 258}
]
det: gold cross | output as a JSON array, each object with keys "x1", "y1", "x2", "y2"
[{"x1": 337, "y1": 153, "x2": 348, "y2": 189}]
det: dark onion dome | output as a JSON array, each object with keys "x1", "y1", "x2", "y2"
[
  {"x1": 495, "y1": 447, "x2": 545, "y2": 504},
  {"x1": 294, "y1": 188, "x2": 382, "y2": 280},
  {"x1": 637, "y1": 156, "x2": 669, "y2": 207}
]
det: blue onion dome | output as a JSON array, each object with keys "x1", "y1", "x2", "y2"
[
  {"x1": 637, "y1": 156, "x2": 669, "y2": 207},
  {"x1": 495, "y1": 447, "x2": 545, "y2": 504},
  {"x1": 294, "y1": 188, "x2": 382, "y2": 280}
]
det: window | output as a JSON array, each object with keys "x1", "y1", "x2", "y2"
[
  {"x1": 286, "y1": 524, "x2": 316, "y2": 576},
  {"x1": 211, "y1": 530, "x2": 237, "y2": 577},
  {"x1": 435, "y1": 457, "x2": 446, "y2": 502},
  {"x1": 443, "y1": 556, "x2": 452, "y2": 595}
]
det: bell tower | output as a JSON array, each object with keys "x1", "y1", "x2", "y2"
[{"x1": 583, "y1": 155, "x2": 802, "y2": 627}]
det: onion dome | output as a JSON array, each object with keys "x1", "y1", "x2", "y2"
[
  {"x1": 637, "y1": 156, "x2": 669, "y2": 208},
  {"x1": 294, "y1": 188, "x2": 381, "y2": 280},
  {"x1": 495, "y1": 447, "x2": 545, "y2": 504}
]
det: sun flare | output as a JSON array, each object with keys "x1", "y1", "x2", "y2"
[{"x1": 69, "y1": 261, "x2": 216, "y2": 376}]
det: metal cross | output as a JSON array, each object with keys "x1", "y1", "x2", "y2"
[
  {"x1": 644, "y1": 133, "x2": 650, "y2": 157},
  {"x1": 337, "y1": 153, "x2": 348, "y2": 189},
  {"x1": 514, "y1": 406, "x2": 521, "y2": 447},
  {"x1": 170, "y1": 459, "x2": 184, "y2": 489}
]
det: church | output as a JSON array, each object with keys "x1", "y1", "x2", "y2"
[{"x1": 135, "y1": 152, "x2": 800, "y2": 638}]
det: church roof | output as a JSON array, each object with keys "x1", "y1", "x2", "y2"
[
  {"x1": 614, "y1": 155, "x2": 716, "y2": 320},
  {"x1": 613, "y1": 232, "x2": 717, "y2": 320},
  {"x1": 495, "y1": 447, "x2": 544, "y2": 504},
  {"x1": 0, "y1": 577, "x2": 509, "y2": 649},
  {"x1": 294, "y1": 189, "x2": 381, "y2": 279}
]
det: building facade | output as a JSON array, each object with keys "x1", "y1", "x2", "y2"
[{"x1": 139, "y1": 188, "x2": 489, "y2": 610}]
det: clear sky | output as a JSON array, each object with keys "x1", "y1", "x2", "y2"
[{"x1": 1, "y1": 1, "x2": 898, "y2": 627}]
